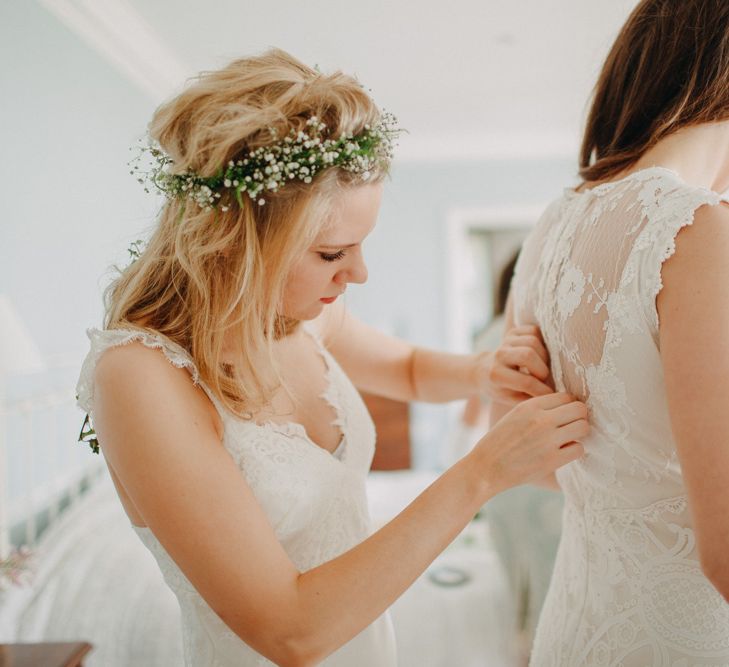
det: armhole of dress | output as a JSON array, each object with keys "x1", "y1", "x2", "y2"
[{"x1": 644, "y1": 190, "x2": 723, "y2": 334}]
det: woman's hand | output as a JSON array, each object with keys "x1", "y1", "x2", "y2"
[
  {"x1": 470, "y1": 392, "x2": 587, "y2": 495},
  {"x1": 475, "y1": 324, "x2": 554, "y2": 405}
]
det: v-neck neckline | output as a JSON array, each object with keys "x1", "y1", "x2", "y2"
[{"x1": 239, "y1": 324, "x2": 348, "y2": 461}]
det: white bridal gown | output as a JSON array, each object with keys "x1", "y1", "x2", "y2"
[
  {"x1": 76, "y1": 326, "x2": 397, "y2": 667},
  {"x1": 511, "y1": 167, "x2": 729, "y2": 666}
]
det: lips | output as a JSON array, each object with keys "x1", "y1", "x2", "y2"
[{"x1": 320, "y1": 291, "x2": 344, "y2": 304}]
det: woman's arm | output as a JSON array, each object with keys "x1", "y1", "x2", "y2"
[
  {"x1": 658, "y1": 202, "x2": 729, "y2": 602},
  {"x1": 94, "y1": 342, "x2": 586, "y2": 666},
  {"x1": 488, "y1": 295, "x2": 560, "y2": 491},
  {"x1": 317, "y1": 304, "x2": 552, "y2": 405}
]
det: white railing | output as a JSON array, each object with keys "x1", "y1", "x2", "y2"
[{"x1": 0, "y1": 386, "x2": 105, "y2": 560}]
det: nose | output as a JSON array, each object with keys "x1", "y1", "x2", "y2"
[{"x1": 337, "y1": 252, "x2": 368, "y2": 285}]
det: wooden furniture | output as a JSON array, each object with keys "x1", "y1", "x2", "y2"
[
  {"x1": 0, "y1": 642, "x2": 93, "y2": 667},
  {"x1": 360, "y1": 391, "x2": 411, "y2": 470}
]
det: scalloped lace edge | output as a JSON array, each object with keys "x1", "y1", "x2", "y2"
[{"x1": 76, "y1": 327, "x2": 200, "y2": 415}]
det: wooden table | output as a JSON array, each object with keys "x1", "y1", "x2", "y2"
[{"x1": 0, "y1": 642, "x2": 93, "y2": 667}]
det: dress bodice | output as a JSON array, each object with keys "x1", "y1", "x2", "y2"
[
  {"x1": 76, "y1": 325, "x2": 397, "y2": 667},
  {"x1": 512, "y1": 167, "x2": 729, "y2": 666}
]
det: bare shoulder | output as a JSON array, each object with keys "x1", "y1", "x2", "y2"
[
  {"x1": 94, "y1": 340, "x2": 223, "y2": 445},
  {"x1": 660, "y1": 200, "x2": 729, "y2": 286},
  {"x1": 679, "y1": 202, "x2": 729, "y2": 239},
  {"x1": 95, "y1": 339, "x2": 190, "y2": 390}
]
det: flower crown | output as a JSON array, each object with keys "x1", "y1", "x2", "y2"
[{"x1": 131, "y1": 112, "x2": 401, "y2": 210}]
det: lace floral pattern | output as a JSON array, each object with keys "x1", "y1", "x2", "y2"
[
  {"x1": 512, "y1": 168, "x2": 729, "y2": 666},
  {"x1": 75, "y1": 325, "x2": 396, "y2": 666}
]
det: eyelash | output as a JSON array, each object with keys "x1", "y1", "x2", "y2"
[{"x1": 319, "y1": 250, "x2": 347, "y2": 262}]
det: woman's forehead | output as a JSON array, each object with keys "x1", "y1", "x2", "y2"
[{"x1": 313, "y1": 183, "x2": 382, "y2": 245}]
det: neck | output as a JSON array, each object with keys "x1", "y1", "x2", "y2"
[{"x1": 636, "y1": 120, "x2": 729, "y2": 193}]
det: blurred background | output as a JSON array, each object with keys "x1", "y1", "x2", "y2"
[{"x1": 0, "y1": 1, "x2": 638, "y2": 665}]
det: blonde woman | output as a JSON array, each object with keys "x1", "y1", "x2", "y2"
[{"x1": 76, "y1": 50, "x2": 587, "y2": 667}]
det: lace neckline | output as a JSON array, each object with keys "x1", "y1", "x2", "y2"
[
  {"x1": 88, "y1": 324, "x2": 349, "y2": 461},
  {"x1": 118, "y1": 323, "x2": 349, "y2": 533},
  {"x1": 567, "y1": 165, "x2": 729, "y2": 200},
  {"x1": 243, "y1": 323, "x2": 348, "y2": 460}
]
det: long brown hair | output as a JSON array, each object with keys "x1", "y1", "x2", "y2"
[
  {"x1": 580, "y1": 0, "x2": 729, "y2": 182},
  {"x1": 105, "y1": 49, "x2": 388, "y2": 417}
]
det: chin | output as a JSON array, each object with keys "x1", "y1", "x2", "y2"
[{"x1": 283, "y1": 302, "x2": 324, "y2": 322}]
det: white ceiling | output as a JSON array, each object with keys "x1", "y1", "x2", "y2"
[{"x1": 41, "y1": 0, "x2": 641, "y2": 160}]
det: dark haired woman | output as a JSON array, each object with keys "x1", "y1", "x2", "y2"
[{"x1": 491, "y1": 0, "x2": 729, "y2": 664}]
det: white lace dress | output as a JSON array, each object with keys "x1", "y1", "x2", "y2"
[
  {"x1": 511, "y1": 167, "x2": 729, "y2": 666},
  {"x1": 76, "y1": 326, "x2": 397, "y2": 667}
]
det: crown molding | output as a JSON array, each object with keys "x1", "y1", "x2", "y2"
[{"x1": 37, "y1": 0, "x2": 189, "y2": 103}]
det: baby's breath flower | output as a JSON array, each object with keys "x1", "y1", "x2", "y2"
[{"x1": 130, "y1": 112, "x2": 402, "y2": 209}]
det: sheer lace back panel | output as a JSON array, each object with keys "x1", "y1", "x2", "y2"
[
  {"x1": 512, "y1": 167, "x2": 729, "y2": 666},
  {"x1": 76, "y1": 325, "x2": 396, "y2": 667}
]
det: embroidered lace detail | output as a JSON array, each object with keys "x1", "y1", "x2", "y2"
[
  {"x1": 512, "y1": 168, "x2": 729, "y2": 666},
  {"x1": 75, "y1": 326, "x2": 394, "y2": 666}
]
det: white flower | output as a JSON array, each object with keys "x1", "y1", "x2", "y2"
[
  {"x1": 134, "y1": 112, "x2": 400, "y2": 211},
  {"x1": 258, "y1": 198, "x2": 265, "y2": 206}
]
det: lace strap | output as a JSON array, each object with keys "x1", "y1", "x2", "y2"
[
  {"x1": 638, "y1": 186, "x2": 724, "y2": 332},
  {"x1": 75, "y1": 328, "x2": 200, "y2": 416}
]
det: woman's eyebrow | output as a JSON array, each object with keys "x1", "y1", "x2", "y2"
[{"x1": 317, "y1": 242, "x2": 358, "y2": 249}]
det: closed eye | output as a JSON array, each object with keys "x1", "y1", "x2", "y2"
[{"x1": 319, "y1": 250, "x2": 347, "y2": 262}]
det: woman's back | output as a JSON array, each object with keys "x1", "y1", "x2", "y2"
[{"x1": 512, "y1": 166, "x2": 729, "y2": 665}]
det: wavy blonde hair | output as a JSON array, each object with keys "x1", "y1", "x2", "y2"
[{"x1": 105, "y1": 49, "x2": 388, "y2": 417}]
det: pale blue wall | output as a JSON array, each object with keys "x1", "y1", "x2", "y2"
[
  {"x1": 1, "y1": 0, "x2": 157, "y2": 370},
  {"x1": 1, "y1": 1, "x2": 157, "y2": 522}
]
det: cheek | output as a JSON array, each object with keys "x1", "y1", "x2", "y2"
[{"x1": 283, "y1": 261, "x2": 334, "y2": 304}]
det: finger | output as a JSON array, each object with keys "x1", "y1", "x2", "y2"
[
  {"x1": 523, "y1": 392, "x2": 575, "y2": 410},
  {"x1": 492, "y1": 389, "x2": 529, "y2": 406},
  {"x1": 547, "y1": 400, "x2": 589, "y2": 426},
  {"x1": 505, "y1": 324, "x2": 541, "y2": 339},
  {"x1": 499, "y1": 347, "x2": 550, "y2": 380},
  {"x1": 555, "y1": 441, "x2": 585, "y2": 466},
  {"x1": 554, "y1": 418, "x2": 590, "y2": 445},
  {"x1": 499, "y1": 369, "x2": 553, "y2": 397},
  {"x1": 503, "y1": 334, "x2": 549, "y2": 365}
]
